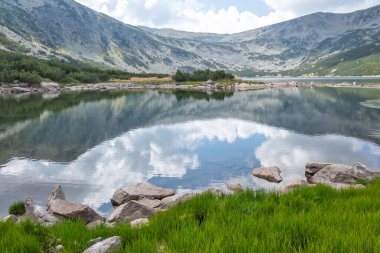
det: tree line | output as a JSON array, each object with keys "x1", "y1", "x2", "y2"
[{"x1": 173, "y1": 69, "x2": 234, "y2": 82}]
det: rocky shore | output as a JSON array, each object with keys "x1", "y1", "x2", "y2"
[{"x1": 1, "y1": 80, "x2": 379, "y2": 96}]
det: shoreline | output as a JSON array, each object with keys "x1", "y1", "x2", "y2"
[{"x1": 1, "y1": 81, "x2": 380, "y2": 96}]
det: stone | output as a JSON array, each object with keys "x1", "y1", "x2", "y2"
[
  {"x1": 226, "y1": 183, "x2": 242, "y2": 191},
  {"x1": 111, "y1": 182, "x2": 175, "y2": 206},
  {"x1": 39, "y1": 212, "x2": 65, "y2": 227},
  {"x1": 160, "y1": 193, "x2": 195, "y2": 207},
  {"x1": 86, "y1": 220, "x2": 104, "y2": 229},
  {"x1": 11, "y1": 87, "x2": 30, "y2": 93},
  {"x1": 130, "y1": 218, "x2": 149, "y2": 228},
  {"x1": 2, "y1": 214, "x2": 19, "y2": 222},
  {"x1": 308, "y1": 163, "x2": 380, "y2": 185},
  {"x1": 305, "y1": 163, "x2": 332, "y2": 181},
  {"x1": 108, "y1": 200, "x2": 155, "y2": 223},
  {"x1": 41, "y1": 82, "x2": 60, "y2": 92},
  {"x1": 280, "y1": 179, "x2": 309, "y2": 193},
  {"x1": 25, "y1": 197, "x2": 41, "y2": 220},
  {"x1": 49, "y1": 199, "x2": 104, "y2": 224},
  {"x1": 83, "y1": 236, "x2": 121, "y2": 253},
  {"x1": 88, "y1": 237, "x2": 103, "y2": 246},
  {"x1": 252, "y1": 166, "x2": 283, "y2": 183},
  {"x1": 47, "y1": 185, "x2": 66, "y2": 210},
  {"x1": 55, "y1": 245, "x2": 64, "y2": 252},
  {"x1": 136, "y1": 198, "x2": 161, "y2": 209}
]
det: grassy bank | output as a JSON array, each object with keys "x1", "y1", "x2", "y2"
[{"x1": 2, "y1": 181, "x2": 380, "y2": 252}]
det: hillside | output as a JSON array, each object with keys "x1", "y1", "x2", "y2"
[{"x1": 0, "y1": 0, "x2": 379, "y2": 75}]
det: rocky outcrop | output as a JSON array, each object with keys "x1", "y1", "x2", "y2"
[
  {"x1": 252, "y1": 166, "x2": 283, "y2": 183},
  {"x1": 49, "y1": 199, "x2": 104, "y2": 224},
  {"x1": 25, "y1": 197, "x2": 41, "y2": 220},
  {"x1": 47, "y1": 185, "x2": 66, "y2": 210},
  {"x1": 40, "y1": 82, "x2": 59, "y2": 93},
  {"x1": 111, "y1": 182, "x2": 175, "y2": 206},
  {"x1": 83, "y1": 236, "x2": 121, "y2": 253},
  {"x1": 108, "y1": 200, "x2": 155, "y2": 223},
  {"x1": 280, "y1": 179, "x2": 309, "y2": 193},
  {"x1": 306, "y1": 163, "x2": 380, "y2": 185}
]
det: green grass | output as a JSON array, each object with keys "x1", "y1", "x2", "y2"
[
  {"x1": 8, "y1": 201, "x2": 25, "y2": 216},
  {"x1": 3, "y1": 181, "x2": 380, "y2": 252}
]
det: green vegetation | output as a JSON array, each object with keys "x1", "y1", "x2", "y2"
[
  {"x1": 8, "y1": 201, "x2": 25, "y2": 216},
  {"x1": 3, "y1": 181, "x2": 380, "y2": 252},
  {"x1": 173, "y1": 69, "x2": 234, "y2": 82},
  {"x1": 0, "y1": 50, "x2": 168, "y2": 85}
]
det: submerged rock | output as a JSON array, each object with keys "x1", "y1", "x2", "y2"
[
  {"x1": 49, "y1": 199, "x2": 104, "y2": 224},
  {"x1": 108, "y1": 200, "x2": 155, "y2": 223},
  {"x1": 252, "y1": 166, "x2": 283, "y2": 183},
  {"x1": 306, "y1": 163, "x2": 380, "y2": 185},
  {"x1": 111, "y1": 182, "x2": 175, "y2": 206},
  {"x1": 83, "y1": 236, "x2": 121, "y2": 253}
]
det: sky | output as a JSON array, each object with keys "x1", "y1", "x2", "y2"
[{"x1": 74, "y1": 0, "x2": 380, "y2": 34}]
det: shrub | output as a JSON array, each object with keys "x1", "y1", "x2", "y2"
[
  {"x1": 8, "y1": 201, "x2": 25, "y2": 216},
  {"x1": 173, "y1": 69, "x2": 234, "y2": 82}
]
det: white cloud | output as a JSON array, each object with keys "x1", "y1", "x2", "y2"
[{"x1": 74, "y1": 0, "x2": 380, "y2": 33}]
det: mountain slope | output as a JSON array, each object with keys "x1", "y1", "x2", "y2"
[{"x1": 0, "y1": 0, "x2": 379, "y2": 74}]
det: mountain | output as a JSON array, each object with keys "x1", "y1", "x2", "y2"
[{"x1": 0, "y1": 0, "x2": 379, "y2": 74}]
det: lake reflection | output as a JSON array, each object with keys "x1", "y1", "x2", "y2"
[{"x1": 1, "y1": 88, "x2": 380, "y2": 215}]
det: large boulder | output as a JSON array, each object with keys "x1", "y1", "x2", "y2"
[
  {"x1": 108, "y1": 200, "x2": 155, "y2": 223},
  {"x1": 111, "y1": 182, "x2": 175, "y2": 206},
  {"x1": 252, "y1": 166, "x2": 283, "y2": 183},
  {"x1": 136, "y1": 198, "x2": 161, "y2": 209},
  {"x1": 83, "y1": 236, "x2": 121, "y2": 253},
  {"x1": 160, "y1": 193, "x2": 196, "y2": 208},
  {"x1": 47, "y1": 185, "x2": 66, "y2": 210},
  {"x1": 49, "y1": 199, "x2": 104, "y2": 224},
  {"x1": 307, "y1": 163, "x2": 380, "y2": 185},
  {"x1": 305, "y1": 163, "x2": 331, "y2": 181}
]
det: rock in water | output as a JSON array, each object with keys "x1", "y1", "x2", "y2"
[
  {"x1": 83, "y1": 236, "x2": 121, "y2": 253},
  {"x1": 252, "y1": 166, "x2": 283, "y2": 183},
  {"x1": 47, "y1": 185, "x2": 66, "y2": 210},
  {"x1": 111, "y1": 182, "x2": 175, "y2": 206},
  {"x1": 49, "y1": 199, "x2": 104, "y2": 224},
  {"x1": 108, "y1": 200, "x2": 155, "y2": 223},
  {"x1": 308, "y1": 163, "x2": 380, "y2": 185}
]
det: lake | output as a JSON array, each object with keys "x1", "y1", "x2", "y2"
[
  {"x1": 243, "y1": 76, "x2": 380, "y2": 84},
  {"x1": 1, "y1": 87, "x2": 380, "y2": 216}
]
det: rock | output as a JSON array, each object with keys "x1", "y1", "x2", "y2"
[
  {"x1": 207, "y1": 188, "x2": 223, "y2": 196},
  {"x1": 160, "y1": 193, "x2": 195, "y2": 207},
  {"x1": 111, "y1": 182, "x2": 175, "y2": 206},
  {"x1": 130, "y1": 218, "x2": 149, "y2": 228},
  {"x1": 25, "y1": 197, "x2": 41, "y2": 220},
  {"x1": 2, "y1": 214, "x2": 19, "y2": 222},
  {"x1": 41, "y1": 82, "x2": 60, "y2": 92},
  {"x1": 86, "y1": 220, "x2": 104, "y2": 229},
  {"x1": 308, "y1": 163, "x2": 380, "y2": 185},
  {"x1": 136, "y1": 198, "x2": 161, "y2": 209},
  {"x1": 108, "y1": 200, "x2": 155, "y2": 223},
  {"x1": 252, "y1": 166, "x2": 283, "y2": 183},
  {"x1": 83, "y1": 236, "x2": 121, "y2": 253},
  {"x1": 39, "y1": 212, "x2": 65, "y2": 227},
  {"x1": 305, "y1": 163, "x2": 332, "y2": 181},
  {"x1": 280, "y1": 179, "x2": 309, "y2": 193},
  {"x1": 49, "y1": 199, "x2": 104, "y2": 224},
  {"x1": 88, "y1": 237, "x2": 103, "y2": 246},
  {"x1": 55, "y1": 245, "x2": 64, "y2": 252},
  {"x1": 47, "y1": 185, "x2": 66, "y2": 210},
  {"x1": 226, "y1": 183, "x2": 242, "y2": 191},
  {"x1": 11, "y1": 87, "x2": 30, "y2": 93}
]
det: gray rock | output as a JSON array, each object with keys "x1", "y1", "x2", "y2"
[
  {"x1": 39, "y1": 212, "x2": 65, "y2": 226},
  {"x1": 49, "y1": 199, "x2": 104, "y2": 224},
  {"x1": 88, "y1": 237, "x2": 103, "y2": 246},
  {"x1": 305, "y1": 163, "x2": 332, "y2": 181},
  {"x1": 308, "y1": 163, "x2": 380, "y2": 185},
  {"x1": 280, "y1": 179, "x2": 309, "y2": 193},
  {"x1": 111, "y1": 182, "x2": 175, "y2": 206},
  {"x1": 130, "y1": 218, "x2": 149, "y2": 228},
  {"x1": 86, "y1": 220, "x2": 104, "y2": 229},
  {"x1": 47, "y1": 185, "x2": 66, "y2": 210},
  {"x1": 252, "y1": 166, "x2": 283, "y2": 183},
  {"x1": 41, "y1": 82, "x2": 60, "y2": 92},
  {"x1": 11, "y1": 87, "x2": 30, "y2": 93},
  {"x1": 226, "y1": 183, "x2": 242, "y2": 191},
  {"x1": 25, "y1": 197, "x2": 41, "y2": 220},
  {"x1": 108, "y1": 200, "x2": 155, "y2": 223},
  {"x1": 83, "y1": 236, "x2": 121, "y2": 253},
  {"x1": 136, "y1": 198, "x2": 161, "y2": 209},
  {"x1": 2, "y1": 214, "x2": 19, "y2": 222},
  {"x1": 160, "y1": 193, "x2": 195, "y2": 207},
  {"x1": 55, "y1": 245, "x2": 64, "y2": 252}
]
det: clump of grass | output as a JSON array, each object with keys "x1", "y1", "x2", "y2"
[
  {"x1": 356, "y1": 178, "x2": 369, "y2": 186},
  {"x1": 8, "y1": 201, "x2": 25, "y2": 216}
]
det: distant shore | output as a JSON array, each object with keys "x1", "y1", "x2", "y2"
[{"x1": 1, "y1": 81, "x2": 380, "y2": 96}]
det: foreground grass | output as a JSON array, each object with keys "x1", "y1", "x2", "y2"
[{"x1": 2, "y1": 181, "x2": 380, "y2": 252}]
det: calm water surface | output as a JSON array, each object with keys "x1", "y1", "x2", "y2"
[
  {"x1": 243, "y1": 76, "x2": 380, "y2": 84},
  {"x1": 1, "y1": 88, "x2": 380, "y2": 216}
]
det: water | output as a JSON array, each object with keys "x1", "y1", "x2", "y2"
[
  {"x1": 243, "y1": 76, "x2": 380, "y2": 84},
  {"x1": 1, "y1": 87, "x2": 380, "y2": 216}
]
